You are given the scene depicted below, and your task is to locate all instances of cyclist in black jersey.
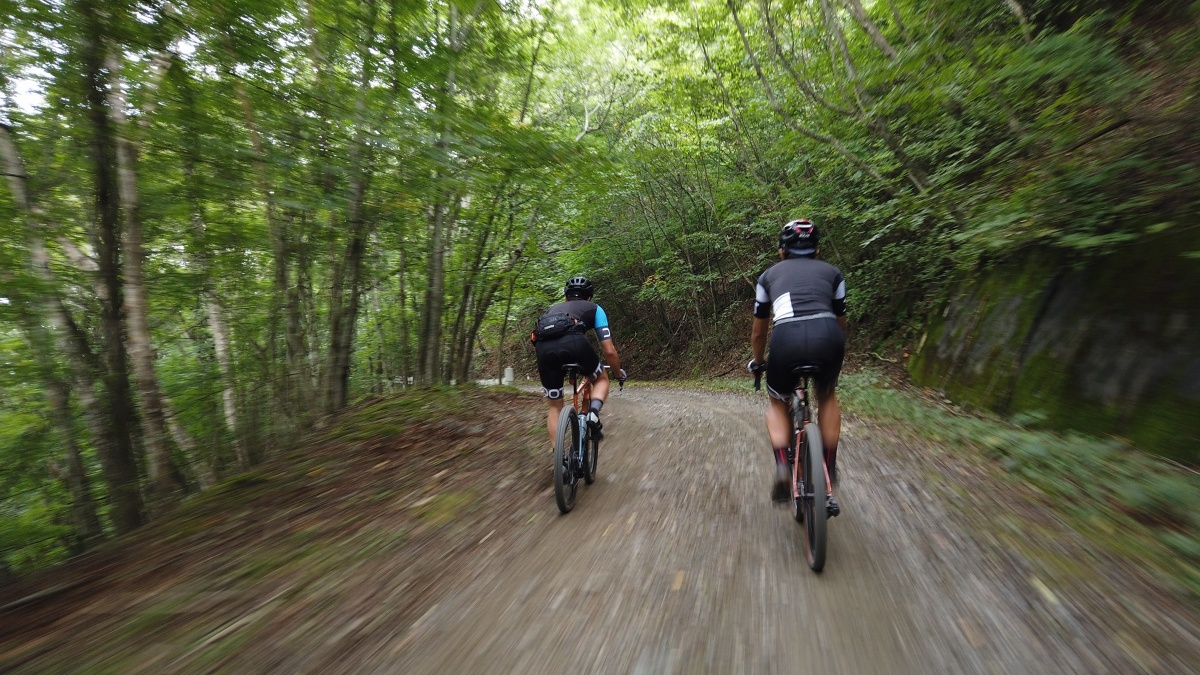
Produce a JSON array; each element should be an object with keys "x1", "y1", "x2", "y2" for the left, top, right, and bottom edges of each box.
[
  {"x1": 747, "y1": 219, "x2": 847, "y2": 506},
  {"x1": 532, "y1": 276, "x2": 627, "y2": 447}
]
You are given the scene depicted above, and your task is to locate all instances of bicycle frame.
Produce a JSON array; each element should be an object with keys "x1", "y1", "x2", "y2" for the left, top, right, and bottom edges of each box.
[
  {"x1": 565, "y1": 366, "x2": 592, "y2": 465},
  {"x1": 568, "y1": 369, "x2": 593, "y2": 414}
]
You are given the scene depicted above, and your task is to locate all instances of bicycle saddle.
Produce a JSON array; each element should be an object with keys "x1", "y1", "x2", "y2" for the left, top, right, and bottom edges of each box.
[
  {"x1": 560, "y1": 363, "x2": 584, "y2": 373},
  {"x1": 791, "y1": 365, "x2": 821, "y2": 375}
]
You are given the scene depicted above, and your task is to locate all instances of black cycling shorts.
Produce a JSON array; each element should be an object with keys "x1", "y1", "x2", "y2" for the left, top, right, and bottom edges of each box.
[
  {"x1": 766, "y1": 317, "x2": 845, "y2": 401},
  {"x1": 535, "y1": 332, "x2": 603, "y2": 399}
]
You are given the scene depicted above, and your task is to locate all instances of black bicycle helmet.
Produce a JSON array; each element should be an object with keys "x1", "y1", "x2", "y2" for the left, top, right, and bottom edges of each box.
[
  {"x1": 778, "y1": 218, "x2": 819, "y2": 255},
  {"x1": 564, "y1": 275, "x2": 594, "y2": 299}
]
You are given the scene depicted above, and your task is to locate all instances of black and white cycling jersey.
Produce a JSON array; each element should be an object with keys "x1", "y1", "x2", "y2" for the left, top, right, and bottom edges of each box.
[{"x1": 753, "y1": 256, "x2": 847, "y2": 323}]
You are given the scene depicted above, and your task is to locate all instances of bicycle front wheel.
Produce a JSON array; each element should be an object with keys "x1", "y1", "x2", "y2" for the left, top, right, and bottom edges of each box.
[
  {"x1": 583, "y1": 426, "x2": 599, "y2": 484},
  {"x1": 801, "y1": 423, "x2": 827, "y2": 572},
  {"x1": 553, "y1": 405, "x2": 579, "y2": 513}
]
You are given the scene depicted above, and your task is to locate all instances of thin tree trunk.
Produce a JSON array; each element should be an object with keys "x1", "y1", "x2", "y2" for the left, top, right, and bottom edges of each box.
[
  {"x1": 369, "y1": 280, "x2": 392, "y2": 393},
  {"x1": 494, "y1": 274, "x2": 517, "y2": 380},
  {"x1": 457, "y1": 204, "x2": 539, "y2": 378},
  {"x1": 164, "y1": 399, "x2": 216, "y2": 489},
  {"x1": 418, "y1": 204, "x2": 452, "y2": 387},
  {"x1": 222, "y1": 31, "x2": 288, "y2": 445},
  {"x1": 397, "y1": 238, "x2": 410, "y2": 388},
  {"x1": 176, "y1": 64, "x2": 248, "y2": 470},
  {"x1": 885, "y1": 0, "x2": 911, "y2": 42},
  {"x1": 1004, "y1": 0, "x2": 1034, "y2": 43},
  {"x1": 1, "y1": 126, "x2": 105, "y2": 544},
  {"x1": 418, "y1": 2, "x2": 484, "y2": 385},
  {"x1": 50, "y1": 379, "x2": 104, "y2": 548},
  {"x1": 288, "y1": 221, "x2": 315, "y2": 419},
  {"x1": 106, "y1": 52, "x2": 184, "y2": 509},
  {"x1": 204, "y1": 296, "x2": 244, "y2": 461}
]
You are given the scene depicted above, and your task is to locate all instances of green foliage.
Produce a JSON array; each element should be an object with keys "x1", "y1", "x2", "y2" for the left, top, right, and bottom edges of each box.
[
  {"x1": 841, "y1": 369, "x2": 1200, "y2": 594},
  {"x1": 0, "y1": 333, "x2": 75, "y2": 573},
  {"x1": 2, "y1": 0, "x2": 1198, "y2": 575}
]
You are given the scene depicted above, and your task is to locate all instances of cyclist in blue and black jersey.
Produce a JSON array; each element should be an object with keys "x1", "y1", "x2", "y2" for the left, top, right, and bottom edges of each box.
[
  {"x1": 747, "y1": 219, "x2": 847, "y2": 509},
  {"x1": 532, "y1": 276, "x2": 627, "y2": 447}
]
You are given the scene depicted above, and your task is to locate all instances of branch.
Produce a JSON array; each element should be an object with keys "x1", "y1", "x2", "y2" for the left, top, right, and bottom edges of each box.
[
  {"x1": 839, "y1": 0, "x2": 898, "y2": 60},
  {"x1": 57, "y1": 237, "x2": 99, "y2": 272},
  {"x1": 1058, "y1": 118, "x2": 1132, "y2": 156},
  {"x1": 575, "y1": 101, "x2": 603, "y2": 142},
  {"x1": 725, "y1": 0, "x2": 887, "y2": 184},
  {"x1": 758, "y1": 0, "x2": 854, "y2": 116},
  {"x1": 0, "y1": 123, "x2": 30, "y2": 210}
]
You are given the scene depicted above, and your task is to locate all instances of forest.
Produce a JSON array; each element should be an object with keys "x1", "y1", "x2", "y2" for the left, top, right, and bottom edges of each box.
[{"x1": 2, "y1": 0, "x2": 1198, "y2": 574}]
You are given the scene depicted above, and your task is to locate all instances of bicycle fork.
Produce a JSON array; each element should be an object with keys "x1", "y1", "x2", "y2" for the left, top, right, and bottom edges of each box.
[{"x1": 791, "y1": 432, "x2": 835, "y2": 500}]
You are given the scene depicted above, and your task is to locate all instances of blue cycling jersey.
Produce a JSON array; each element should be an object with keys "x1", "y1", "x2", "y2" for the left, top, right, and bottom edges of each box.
[{"x1": 547, "y1": 299, "x2": 613, "y2": 341}]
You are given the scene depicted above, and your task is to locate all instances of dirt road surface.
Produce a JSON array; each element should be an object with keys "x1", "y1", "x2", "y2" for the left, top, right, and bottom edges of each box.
[
  {"x1": 383, "y1": 386, "x2": 1129, "y2": 674},
  {"x1": 6, "y1": 386, "x2": 1197, "y2": 673}
]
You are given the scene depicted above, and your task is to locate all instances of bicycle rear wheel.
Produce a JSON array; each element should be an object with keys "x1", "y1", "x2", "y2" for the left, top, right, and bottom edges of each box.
[
  {"x1": 801, "y1": 422, "x2": 827, "y2": 571},
  {"x1": 553, "y1": 405, "x2": 579, "y2": 513}
]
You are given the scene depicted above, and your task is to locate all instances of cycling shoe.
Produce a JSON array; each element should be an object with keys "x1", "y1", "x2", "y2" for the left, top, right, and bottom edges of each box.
[
  {"x1": 586, "y1": 411, "x2": 604, "y2": 440},
  {"x1": 771, "y1": 462, "x2": 790, "y2": 502},
  {"x1": 826, "y1": 495, "x2": 840, "y2": 518}
]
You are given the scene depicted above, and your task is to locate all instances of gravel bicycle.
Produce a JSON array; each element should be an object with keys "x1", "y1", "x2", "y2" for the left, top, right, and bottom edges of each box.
[
  {"x1": 553, "y1": 363, "x2": 600, "y2": 513},
  {"x1": 755, "y1": 363, "x2": 834, "y2": 571}
]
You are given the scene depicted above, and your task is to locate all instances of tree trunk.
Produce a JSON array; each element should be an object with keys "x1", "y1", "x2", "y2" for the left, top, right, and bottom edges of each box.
[
  {"x1": 78, "y1": 0, "x2": 145, "y2": 532},
  {"x1": 369, "y1": 282, "x2": 392, "y2": 393},
  {"x1": 418, "y1": 2, "x2": 483, "y2": 386},
  {"x1": 418, "y1": 195, "x2": 451, "y2": 385},
  {"x1": 164, "y1": 399, "x2": 216, "y2": 489},
  {"x1": 52, "y1": 383, "x2": 104, "y2": 548},
  {"x1": 324, "y1": 0, "x2": 378, "y2": 410},
  {"x1": 494, "y1": 274, "x2": 517, "y2": 380},
  {"x1": 106, "y1": 52, "x2": 184, "y2": 509},
  {"x1": 819, "y1": 0, "x2": 938, "y2": 195}
]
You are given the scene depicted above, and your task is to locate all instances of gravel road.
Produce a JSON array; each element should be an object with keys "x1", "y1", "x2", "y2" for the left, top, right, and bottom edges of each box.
[{"x1": 383, "y1": 386, "x2": 1073, "y2": 674}]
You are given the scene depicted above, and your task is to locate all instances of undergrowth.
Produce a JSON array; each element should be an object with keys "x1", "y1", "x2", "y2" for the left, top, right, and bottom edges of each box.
[{"x1": 840, "y1": 370, "x2": 1200, "y2": 597}]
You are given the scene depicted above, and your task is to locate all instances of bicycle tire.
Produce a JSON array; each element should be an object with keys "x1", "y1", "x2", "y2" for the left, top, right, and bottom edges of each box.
[
  {"x1": 791, "y1": 441, "x2": 804, "y2": 524},
  {"x1": 791, "y1": 407, "x2": 805, "y2": 524},
  {"x1": 553, "y1": 405, "x2": 579, "y2": 513},
  {"x1": 802, "y1": 422, "x2": 827, "y2": 571},
  {"x1": 583, "y1": 429, "x2": 599, "y2": 484}
]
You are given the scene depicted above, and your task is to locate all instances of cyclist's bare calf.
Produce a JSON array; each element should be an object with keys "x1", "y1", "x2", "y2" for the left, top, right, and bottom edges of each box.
[
  {"x1": 763, "y1": 390, "x2": 840, "y2": 460},
  {"x1": 815, "y1": 389, "x2": 840, "y2": 467},
  {"x1": 545, "y1": 369, "x2": 612, "y2": 445}
]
